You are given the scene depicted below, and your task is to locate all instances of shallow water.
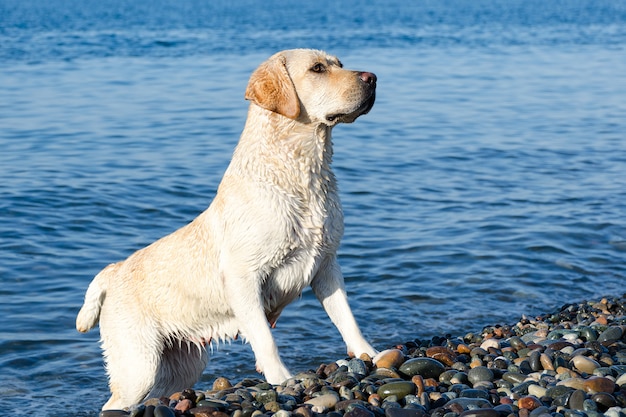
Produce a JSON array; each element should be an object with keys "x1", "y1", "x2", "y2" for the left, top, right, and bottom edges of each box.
[{"x1": 1, "y1": 0, "x2": 626, "y2": 414}]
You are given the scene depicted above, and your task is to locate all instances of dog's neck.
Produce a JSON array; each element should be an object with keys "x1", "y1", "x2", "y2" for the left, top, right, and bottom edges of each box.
[{"x1": 228, "y1": 105, "x2": 337, "y2": 196}]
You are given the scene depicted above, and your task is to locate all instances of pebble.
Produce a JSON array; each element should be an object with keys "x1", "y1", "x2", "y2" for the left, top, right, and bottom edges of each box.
[
  {"x1": 518, "y1": 396, "x2": 543, "y2": 410},
  {"x1": 112, "y1": 295, "x2": 626, "y2": 417},
  {"x1": 304, "y1": 393, "x2": 340, "y2": 410},
  {"x1": 571, "y1": 356, "x2": 600, "y2": 374},
  {"x1": 375, "y1": 349, "x2": 406, "y2": 369},
  {"x1": 467, "y1": 366, "x2": 494, "y2": 385},
  {"x1": 583, "y1": 376, "x2": 616, "y2": 394},
  {"x1": 458, "y1": 410, "x2": 498, "y2": 417},
  {"x1": 597, "y1": 327, "x2": 623, "y2": 343},
  {"x1": 527, "y1": 384, "x2": 547, "y2": 398},
  {"x1": 378, "y1": 381, "x2": 416, "y2": 399},
  {"x1": 399, "y1": 358, "x2": 445, "y2": 379}
]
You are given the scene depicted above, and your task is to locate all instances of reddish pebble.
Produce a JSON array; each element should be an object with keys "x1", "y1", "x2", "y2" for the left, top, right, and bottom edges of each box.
[
  {"x1": 175, "y1": 399, "x2": 193, "y2": 412},
  {"x1": 518, "y1": 396, "x2": 542, "y2": 410},
  {"x1": 457, "y1": 344, "x2": 471, "y2": 354},
  {"x1": 411, "y1": 375, "x2": 425, "y2": 396},
  {"x1": 423, "y1": 378, "x2": 438, "y2": 388},
  {"x1": 583, "y1": 376, "x2": 616, "y2": 394},
  {"x1": 500, "y1": 397, "x2": 513, "y2": 405},
  {"x1": 368, "y1": 393, "x2": 381, "y2": 407},
  {"x1": 374, "y1": 349, "x2": 405, "y2": 369}
]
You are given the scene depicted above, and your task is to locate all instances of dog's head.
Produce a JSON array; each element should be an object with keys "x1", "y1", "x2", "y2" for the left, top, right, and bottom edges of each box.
[{"x1": 245, "y1": 49, "x2": 376, "y2": 126}]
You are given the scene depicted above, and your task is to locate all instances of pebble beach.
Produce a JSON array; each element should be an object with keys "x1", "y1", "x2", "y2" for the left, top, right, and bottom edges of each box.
[{"x1": 100, "y1": 295, "x2": 626, "y2": 417}]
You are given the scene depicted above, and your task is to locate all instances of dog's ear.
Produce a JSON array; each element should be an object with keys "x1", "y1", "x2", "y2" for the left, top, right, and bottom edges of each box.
[{"x1": 245, "y1": 54, "x2": 300, "y2": 120}]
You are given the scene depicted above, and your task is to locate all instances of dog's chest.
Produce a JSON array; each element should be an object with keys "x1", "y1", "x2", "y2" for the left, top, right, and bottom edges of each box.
[{"x1": 262, "y1": 168, "x2": 342, "y2": 301}]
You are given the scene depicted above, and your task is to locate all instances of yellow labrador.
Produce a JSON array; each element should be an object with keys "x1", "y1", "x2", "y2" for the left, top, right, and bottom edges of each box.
[{"x1": 76, "y1": 49, "x2": 377, "y2": 410}]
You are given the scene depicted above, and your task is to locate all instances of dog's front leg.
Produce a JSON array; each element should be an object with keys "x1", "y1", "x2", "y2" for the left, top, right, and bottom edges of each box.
[
  {"x1": 311, "y1": 256, "x2": 376, "y2": 358},
  {"x1": 222, "y1": 271, "x2": 292, "y2": 385}
]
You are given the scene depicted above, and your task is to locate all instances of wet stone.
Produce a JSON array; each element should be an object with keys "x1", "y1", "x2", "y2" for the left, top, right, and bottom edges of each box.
[
  {"x1": 511, "y1": 380, "x2": 536, "y2": 395},
  {"x1": 345, "y1": 405, "x2": 375, "y2": 417},
  {"x1": 349, "y1": 358, "x2": 368, "y2": 375},
  {"x1": 399, "y1": 358, "x2": 446, "y2": 379},
  {"x1": 459, "y1": 389, "x2": 490, "y2": 400},
  {"x1": 540, "y1": 353, "x2": 555, "y2": 371},
  {"x1": 375, "y1": 349, "x2": 406, "y2": 369},
  {"x1": 263, "y1": 401, "x2": 281, "y2": 413},
  {"x1": 509, "y1": 336, "x2": 528, "y2": 351},
  {"x1": 256, "y1": 390, "x2": 277, "y2": 404},
  {"x1": 583, "y1": 376, "x2": 616, "y2": 394},
  {"x1": 467, "y1": 366, "x2": 494, "y2": 385},
  {"x1": 572, "y1": 355, "x2": 600, "y2": 374},
  {"x1": 527, "y1": 384, "x2": 547, "y2": 398},
  {"x1": 526, "y1": 351, "x2": 539, "y2": 372},
  {"x1": 568, "y1": 389, "x2": 587, "y2": 410},
  {"x1": 458, "y1": 409, "x2": 499, "y2": 417},
  {"x1": 385, "y1": 407, "x2": 426, "y2": 417},
  {"x1": 304, "y1": 392, "x2": 340, "y2": 409},
  {"x1": 597, "y1": 326, "x2": 623, "y2": 343},
  {"x1": 502, "y1": 372, "x2": 526, "y2": 384},
  {"x1": 196, "y1": 399, "x2": 229, "y2": 410},
  {"x1": 592, "y1": 392, "x2": 617, "y2": 410},
  {"x1": 518, "y1": 396, "x2": 542, "y2": 410},
  {"x1": 445, "y1": 397, "x2": 493, "y2": 410},
  {"x1": 546, "y1": 385, "x2": 574, "y2": 399},
  {"x1": 213, "y1": 377, "x2": 233, "y2": 391},
  {"x1": 583, "y1": 398, "x2": 598, "y2": 412},
  {"x1": 580, "y1": 327, "x2": 599, "y2": 342},
  {"x1": 378, "y1": 381, "x2": 416, "y2": 399},
  {"x1": 336, "y1": 399, "x2": 370, "y2": 412}
]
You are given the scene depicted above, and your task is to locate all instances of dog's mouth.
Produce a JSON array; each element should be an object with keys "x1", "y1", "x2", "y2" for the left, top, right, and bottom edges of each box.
[{"x1": 326, "y1": 90, "x2": 376, "y2": 124}]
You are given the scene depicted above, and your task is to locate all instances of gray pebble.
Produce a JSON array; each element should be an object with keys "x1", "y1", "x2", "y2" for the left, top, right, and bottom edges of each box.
[
  {"x1": 459, "y1": 389, "x2": 489, "y2": 399},
  {"x1": 546, "y1": 385, "x2": 574, "y2": 399},
  {"x1": 348, "y1": 358, "x2": 368, "y2": 375},
  {"x1": 502, "y1": 371, "x2": 526, "y2": 384},
  {"x1": 445, "y1": 398, "x2": 493, "y2": 410},
  {"x1": 568, "y1": 389, "x2": 586, "y2": 410},
  {"x1": 508, "y1": 336, "x2": 527, "y2": 351},
  {"x1": 597, "y1": 326, "x2": 623, "y2": 343},
  {"x1": 467, "y1": 366, "x2": 494, "y2": 385}
]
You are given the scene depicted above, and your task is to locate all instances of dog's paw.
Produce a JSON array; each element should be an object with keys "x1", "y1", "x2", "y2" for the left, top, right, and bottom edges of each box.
[
  {"x1": 347, "y1": 342, "x2": 377, "y2": 359},
  {"x1": 262, "y1": 365, "x2": 293, "y2": 385}
]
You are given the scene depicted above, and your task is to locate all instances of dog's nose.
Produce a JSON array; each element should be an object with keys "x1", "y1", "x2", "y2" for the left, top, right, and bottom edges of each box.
[{"x1": 359, "y1": 72, "x2": 377, "y2": 85}]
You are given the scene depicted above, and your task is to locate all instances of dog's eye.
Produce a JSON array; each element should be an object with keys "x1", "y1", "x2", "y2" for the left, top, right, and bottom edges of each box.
[{"x1": 310, "y1": 63, "x2": 326, "y2": 73}]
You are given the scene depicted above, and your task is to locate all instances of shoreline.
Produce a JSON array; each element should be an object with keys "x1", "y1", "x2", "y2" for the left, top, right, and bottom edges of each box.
[{"x1": 102, "y1": 295, "x2": 626, "y2": 417}]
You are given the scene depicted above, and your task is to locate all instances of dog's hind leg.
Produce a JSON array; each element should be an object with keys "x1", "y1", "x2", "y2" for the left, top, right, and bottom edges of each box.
[{"x1": 100, "y1": 333, "x2": 162, "y2": 410}]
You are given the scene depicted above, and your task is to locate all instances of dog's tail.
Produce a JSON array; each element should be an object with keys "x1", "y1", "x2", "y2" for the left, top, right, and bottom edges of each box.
[{"x1": 76, "y1": 263, "x2": 117, "y2": 333}]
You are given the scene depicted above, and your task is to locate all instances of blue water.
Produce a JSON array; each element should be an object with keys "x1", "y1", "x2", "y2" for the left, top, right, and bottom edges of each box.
[{"x1": 1, "y1": 0, "x2": 626, "y2": 414}]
